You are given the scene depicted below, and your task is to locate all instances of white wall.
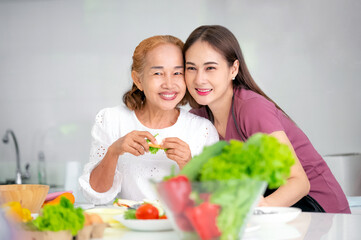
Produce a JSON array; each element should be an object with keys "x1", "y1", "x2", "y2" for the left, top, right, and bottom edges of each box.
[{"x1": 0, "y1": 0, "x2": 360, "y2": 185}]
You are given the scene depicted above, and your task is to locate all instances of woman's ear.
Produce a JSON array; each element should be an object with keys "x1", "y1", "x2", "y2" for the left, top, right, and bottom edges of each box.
[
  {"x1": 131, "y1": 71, "x2": 143, "y2": 91},
  {"x1": 231, "y1": 60, "x2": 239, "y2": 78}
]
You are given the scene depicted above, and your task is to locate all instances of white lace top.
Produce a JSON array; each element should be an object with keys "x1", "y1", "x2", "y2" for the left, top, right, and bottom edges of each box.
[{"x1": 79, "y1": 105, "x2": 219, "y2": 204}]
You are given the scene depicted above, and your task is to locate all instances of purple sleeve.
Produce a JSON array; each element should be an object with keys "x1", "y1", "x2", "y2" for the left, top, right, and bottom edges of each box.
[{"x1": 238, "y1": 97, "x2": 284, "y2": 137}]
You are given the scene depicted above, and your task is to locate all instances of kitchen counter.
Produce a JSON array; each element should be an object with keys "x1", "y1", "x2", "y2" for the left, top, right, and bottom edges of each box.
[
  {"x1": 100, "y1": 212, "x2": 361, "y2": 240},
  {"x1": 244, "y1": 212, "x2": 360, "y2": 240}
]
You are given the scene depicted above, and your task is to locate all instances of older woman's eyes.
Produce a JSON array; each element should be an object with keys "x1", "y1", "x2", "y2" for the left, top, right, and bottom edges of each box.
[
  {"x1": 154, "y1": 72, "x2": 162, "y2": 75},
  {"x1": 174, "y1": 72, "x2": 183, "y2": 75}
]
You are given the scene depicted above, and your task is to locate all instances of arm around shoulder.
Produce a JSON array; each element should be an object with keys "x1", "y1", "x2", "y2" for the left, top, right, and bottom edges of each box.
[{"x1": 261, "y1": 131, "x2": 310, "y2": 207}]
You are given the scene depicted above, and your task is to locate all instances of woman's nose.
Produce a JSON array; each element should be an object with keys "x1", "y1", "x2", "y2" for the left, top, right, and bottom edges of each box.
[
  {"x1": 162, "y1": 74, "x2": 176, "y2": 88},
  {"x1": 194, "y1": 71, "x2": 204, "y2": 85}
]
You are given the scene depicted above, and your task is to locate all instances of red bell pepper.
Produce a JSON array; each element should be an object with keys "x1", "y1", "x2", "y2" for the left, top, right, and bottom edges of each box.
[
  {"x1": 199, "y1": 193, "x2": 211, "y2": 202},
  {"x1": 158, "y1": 175, "x2": 192, "y2": 214},
  {"x1": 185, "y1": 202, "x2": 221, "y2": 240},
  {"x1": 174, "y1": 212, "x2": 194, "y2": 231}
]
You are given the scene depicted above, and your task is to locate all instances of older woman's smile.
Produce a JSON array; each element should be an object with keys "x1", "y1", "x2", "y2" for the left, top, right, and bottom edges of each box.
[{"x1": 159, "y1": 91, "x2": 178, "y2": 100}]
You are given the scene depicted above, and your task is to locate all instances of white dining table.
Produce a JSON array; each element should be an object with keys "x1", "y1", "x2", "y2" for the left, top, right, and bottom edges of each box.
[{"x1": 100, "y1": 211, "x2": 361, "y2": 240}]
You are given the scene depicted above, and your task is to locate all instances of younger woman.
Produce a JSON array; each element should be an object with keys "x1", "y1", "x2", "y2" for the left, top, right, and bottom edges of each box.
[{"x1": 184, "y1": 25, "x2": 350, "y2": 213}]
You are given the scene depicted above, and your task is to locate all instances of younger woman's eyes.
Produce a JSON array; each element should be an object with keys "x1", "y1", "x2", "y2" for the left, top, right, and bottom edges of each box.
[{"x1": 186, "y1": 66, "x2": 216, "y2": 71}]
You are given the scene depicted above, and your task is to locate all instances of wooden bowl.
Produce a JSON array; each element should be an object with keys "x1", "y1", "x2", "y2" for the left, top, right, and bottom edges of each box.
[{"x1": 0, "y1": 184, "x2": 49, "y2": 213}]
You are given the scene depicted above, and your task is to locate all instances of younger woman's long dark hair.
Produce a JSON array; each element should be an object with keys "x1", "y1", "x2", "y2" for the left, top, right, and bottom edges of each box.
[{"x1": 183, "y1": 25, "x2": 289, "y2": 118}]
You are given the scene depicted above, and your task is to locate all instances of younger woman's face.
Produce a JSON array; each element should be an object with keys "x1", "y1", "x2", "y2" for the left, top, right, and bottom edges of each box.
[
  {"x1": 135, "y1": 43, "x2": 186, "y2": 111},
  {"x1": 185, "y1": 40, "x2": 237, "y2": 107}
]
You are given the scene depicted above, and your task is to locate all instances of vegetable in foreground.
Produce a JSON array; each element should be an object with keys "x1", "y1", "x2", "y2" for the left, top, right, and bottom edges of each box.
[
  {"x1": 28, "y1": 197, "x2": 84, "y2": 236},
  {"x1": 157, "y1": 133, "x2": 295, "y2": 240},
  {"x1": 1, "y1": 196, "x2": 108, "y2": 240}
]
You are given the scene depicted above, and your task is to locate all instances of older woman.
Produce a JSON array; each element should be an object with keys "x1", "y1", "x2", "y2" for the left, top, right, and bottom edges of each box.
[{"x1": 79, "y1": 35, "x2": 218, "y2": 204}]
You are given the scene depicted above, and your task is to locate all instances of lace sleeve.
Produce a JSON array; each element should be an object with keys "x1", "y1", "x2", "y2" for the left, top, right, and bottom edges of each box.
[
  {"x1": 190, "y1": 118, "x2": 219, "y2": 157},
  {"x1": 79, "y1": 108, "x2": 122, "y2": 205},
  {"x1": 204, "y1": 121, "x2": 219, "y2": 146}
]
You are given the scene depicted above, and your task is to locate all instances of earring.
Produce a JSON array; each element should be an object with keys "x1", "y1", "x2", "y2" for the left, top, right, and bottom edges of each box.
[{"x1": 232, "y1": 77, "x2": 235, "y2": 81}]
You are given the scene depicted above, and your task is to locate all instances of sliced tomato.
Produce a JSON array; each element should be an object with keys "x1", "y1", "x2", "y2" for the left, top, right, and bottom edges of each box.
[
  {"x1": 159, "y1": 215, "x2": 168, "y2": 219},
  {"x1": 135, "y1": 203, "x2": 159, "y2": 219}
]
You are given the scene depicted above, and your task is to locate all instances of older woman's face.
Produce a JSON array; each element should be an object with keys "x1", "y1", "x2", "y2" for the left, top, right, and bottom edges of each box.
[{"x1": 139, "y1": 43, "x2": 186, "y2": 111}]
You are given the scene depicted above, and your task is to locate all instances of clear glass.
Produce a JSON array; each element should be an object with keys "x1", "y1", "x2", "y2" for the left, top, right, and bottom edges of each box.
[
  {"x1": 0, "y1": 209, "x2": 16, "y2": 240},
  {"x1": 153, "y1": 179, "x2": 267, "y2": 240}
]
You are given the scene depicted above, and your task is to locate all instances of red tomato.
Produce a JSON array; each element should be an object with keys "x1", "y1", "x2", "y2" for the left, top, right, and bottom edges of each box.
[{"x1": 135, "y1": 204, "x2": 159, "y2": 219}]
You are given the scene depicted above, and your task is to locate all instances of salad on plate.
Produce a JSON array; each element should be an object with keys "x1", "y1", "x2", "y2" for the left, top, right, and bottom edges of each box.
[{"x1": 112, "y1": 199, "x2": 172, "y2": 231}]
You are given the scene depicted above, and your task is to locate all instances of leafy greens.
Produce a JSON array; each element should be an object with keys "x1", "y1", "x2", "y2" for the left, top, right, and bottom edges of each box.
[
  {"x1": 179, "y1": 133, "x2": 295, "y2": 240},
  {"x1": 200, "y1": 133, "x2": 294, "y2": 188},
  {"x1": 28, "y1": 197, "x2": 84, "y2": 236}
]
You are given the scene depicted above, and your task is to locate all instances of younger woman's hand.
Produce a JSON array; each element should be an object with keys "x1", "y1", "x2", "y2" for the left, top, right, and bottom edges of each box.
[
  {"x1": 162, "y1": 137, "x2": 192, "y2": 169},
  {"x1": 109, "y1": 130, "x2": 157, "y2": 156}
]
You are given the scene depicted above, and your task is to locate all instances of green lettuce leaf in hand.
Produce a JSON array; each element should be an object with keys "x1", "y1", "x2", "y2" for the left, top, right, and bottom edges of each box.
[
  {"x1": 147, "y1": 133, "x2": 168, "y2": 154},
  {"x1": 146, "y1": 133, "x2": 160, "y2": 154},
  {"x1": 148, "y1": 146, "x2": 160, "y2": 154}
]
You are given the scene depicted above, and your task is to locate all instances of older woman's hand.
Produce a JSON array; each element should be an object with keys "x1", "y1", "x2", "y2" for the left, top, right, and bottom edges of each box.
[
  {"x1": 162, "y1": 137, "x2": 192, "y2": 169},
  {"x1": 109, "y1": 130, "x2": 157, "y2": 156}
]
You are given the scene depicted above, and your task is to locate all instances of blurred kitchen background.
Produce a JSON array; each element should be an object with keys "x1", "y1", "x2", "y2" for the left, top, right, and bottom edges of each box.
[{"x1": 0, "y1": 0, "x2": 360, "y2": 202}]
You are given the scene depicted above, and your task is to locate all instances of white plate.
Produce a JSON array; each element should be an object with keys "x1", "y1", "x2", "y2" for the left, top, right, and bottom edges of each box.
[
  {"x1": 250, "y1": 207, "x2": 301, "y2": 224},
  {"x1": 113, "y1": 215, "x2": 173, "y2": 231}
]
